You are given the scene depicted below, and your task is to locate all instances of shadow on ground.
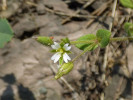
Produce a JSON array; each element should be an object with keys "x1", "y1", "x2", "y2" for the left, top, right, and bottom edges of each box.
[{"x1": 0, "y1": 73, "x2": 36, "y2": 100}]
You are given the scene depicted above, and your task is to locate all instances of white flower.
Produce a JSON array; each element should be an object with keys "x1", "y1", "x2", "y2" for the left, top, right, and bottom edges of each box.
[{"x1": 51, "y1": 42, "x2": 71, "y2": 63}]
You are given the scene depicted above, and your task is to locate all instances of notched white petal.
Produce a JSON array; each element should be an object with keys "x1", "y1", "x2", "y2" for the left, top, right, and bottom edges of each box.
[
  {"x1": 63, "y1": 53, "x2": 71, "y2": 63},
  {"x1": 51, "y1": 45, "x2": 56, "y2": 49},
  {"x1": 51, "y1": 42, "x2": 60, "y2": 49},
  {"x1": 65, "y1": 53, "x2": 71, "y2": 60},
  {"x1": 64, "y1": 43, "x2": 69, "y2": 47},
  {"x1": 54, "y1": 52, "x2": 61, "y2": 63},
  {"x1": 63, "y1": 43, "x2": 71, "y2": 51},
  {"x1": 66, "y1": 46, "x2": 71, "y2": 51},
  {"x1": 51, "y1": 53, "x2": 58, "y2": 60},
  {"x1": 63, "y1": 55, "x2": 68, "y2": 63}
]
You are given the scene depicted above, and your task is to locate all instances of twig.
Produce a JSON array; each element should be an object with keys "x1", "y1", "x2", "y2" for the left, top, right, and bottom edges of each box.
[
  {"x1": 24, "y1": 1, "x2": 132, "y2": 20},
  {"x1": 109, "y1": 0, "x2": 118, "y2": 31},
  {"x1": 113, "y1": 77, "x2": 124, "y2": 100},
  {"x1": 2, "y1": 0, "x2": 7, "y2": 10},
  {"x1": 25, "y1": 1, "x2": 37, "y2": 6},
  {"x1": 61, "y1": 0, "x2": 95, "y2": 24},
  {"x1": 85, "y1": 0, "x2": 112, "y2": 28},
  {"x1": 103, "y1": 0, "x2": 117, "y2": 72},
  {"x1": 44, "y1": 6, "x2": 132, "y2": 20},
  {"x1": 44, "y1": 6, "x2": 97, "y2": 19}
]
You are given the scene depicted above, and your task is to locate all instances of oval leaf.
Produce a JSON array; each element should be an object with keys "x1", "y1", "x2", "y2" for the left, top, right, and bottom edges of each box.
[
  {"x1": 96, "y1": 29, "x2": 111, "y2": 48},
  {"x1": 76, "y1": 34, "x2": 97, "y2": 51},
  {"x1": 0, "y1": 19, "x2": 14, "y2": 48},
  {"x1": 120, "y1": 0, "x2": 133, "y2": 9},
  {"x1": 124, "y1": 22, "x2": 133, "y2": 36}
]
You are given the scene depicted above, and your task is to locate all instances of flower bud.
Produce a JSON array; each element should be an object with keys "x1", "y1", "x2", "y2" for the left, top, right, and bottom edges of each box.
[
  {"x1": 55, "y1": 62, "x2": 74, "y2": 79},
  {"x1": 36, "y1": 36, "x2": 53, "y2": 46}
]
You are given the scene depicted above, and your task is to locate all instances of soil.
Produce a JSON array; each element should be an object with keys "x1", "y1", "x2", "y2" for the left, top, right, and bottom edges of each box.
[{"x1": 0, "y1": 0, "x2": 133, "y2": 100}]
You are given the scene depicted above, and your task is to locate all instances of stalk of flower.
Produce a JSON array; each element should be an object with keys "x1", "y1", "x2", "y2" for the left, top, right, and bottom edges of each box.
[{"x1": 51, "y1": 42, "x2": 71, "y2": 64}]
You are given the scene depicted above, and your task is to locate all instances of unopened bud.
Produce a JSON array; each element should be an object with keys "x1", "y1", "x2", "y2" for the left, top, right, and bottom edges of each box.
[
  {"x1": 55, "y1": 62, "x2": 74, "y2": 79},
  {"x1": 36, "y1": 36, "x2": 53, "y2": 46}
]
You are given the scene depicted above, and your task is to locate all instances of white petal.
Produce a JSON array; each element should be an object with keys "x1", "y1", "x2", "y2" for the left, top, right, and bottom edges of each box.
[
  {"x1": 66, "y1": 54, "x2": 71, "y2": 60},
  {"x1": 66, "y1": 46, "x2": 71, "y2": 51},
  {"x1": 51, "y1": 52, "x2": 58, "y2": 60},
  {"x1": 51, "y1": 42, "x2": 60, "y2": 49},
  {"x1": 63, "y1": 43, "x2": 71, "y2": 51},
  {"x1": 64, "y1": 43, "x2": 69, "y2": 47},
  {"x1": 54, "y1": 52, "x2": 61, "y2": 63},
  {"x1": 63, "y1": 53, "x2": 71, "y2": 63}
]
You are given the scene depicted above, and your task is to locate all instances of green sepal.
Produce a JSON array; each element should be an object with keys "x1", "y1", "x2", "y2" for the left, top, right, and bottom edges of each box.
[
  {"x1": 66, "y1": 51, "x2": 72, "y2": 54},
  {"x1": 60, "y1": 37, "x2": 70, "y2": 47},
  {"x1": 60, "y1": 42, "x2": 65, "y2": 47},
  {"x1": 120, "y1": 0, "x2": 133, "y2": 9},
  {"x1": 55, "y1": 62, "x2": 74, "y2": 79},
  {"x1": 0, "y1": 19, "x2": 14, "y2": 48},
  {"x1": 37, "y1": 36, "x2": 53, "y2": 46},
  {"x1": 76, "y1": 34, "x2": 97, "y2": 51},
  {"x1": 50, "y1": 49, "x2": 57, "y2": 53},
  {"x1": 59, "y1": 57, "x2": 63, "y2": 65},
  {"x1": 124, "y1": 22, "x2": 133, "y2": 36},
  {"x1": 61, "y1": 37, "x2": 70, "y2": 44},
  {"x1": 96, "y1": 29, "x2": 111, "y2": 48}
]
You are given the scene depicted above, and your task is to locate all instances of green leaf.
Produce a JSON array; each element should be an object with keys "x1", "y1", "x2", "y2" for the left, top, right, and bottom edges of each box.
[
  {"x1": 37, "y1": 36, "x2": 53, "y2": 46},
  {"x1": 96, "y1": 29, "x2": 111, "y2": 48},
  {"x1": 0, "y1": 19, "x2": 14, "y2": 48},
  {"x1": 76, "y1": 34, "x2": 97, "y2": 51},
  {"x1": 124, "y1": 22, "x2": 133, "y2": 36},
  {"x1": 120, "y1": 0, "x2": 133, "y2": 9}
]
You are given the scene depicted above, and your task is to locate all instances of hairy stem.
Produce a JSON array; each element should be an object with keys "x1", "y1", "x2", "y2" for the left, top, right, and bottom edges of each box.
[
  {"x1": 110, "y1": 37, "x2": 133, "y2": 41},
  {"x1": 70, "y1": 40, "x2": 95, "y2": 45},
  {"x1": 70, "y1": 37, "x2": 133, "y2": 45},
  {"x1": 72, "y1": 43, "x2": 96, "y2": 62}
]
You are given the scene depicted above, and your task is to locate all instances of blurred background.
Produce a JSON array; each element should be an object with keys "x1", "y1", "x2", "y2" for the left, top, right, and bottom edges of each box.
[{"x1": 0, "y1": 0, "x2": 133, "y2": 100}]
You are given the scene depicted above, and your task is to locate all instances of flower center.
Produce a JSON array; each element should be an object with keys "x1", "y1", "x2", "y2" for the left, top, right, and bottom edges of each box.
[
  {"x1": 59, "y1": 48, "x2": 64, "y2": 53},
  {"x1": 57, "y1": 48, "x2": 65, "y2": 53}
]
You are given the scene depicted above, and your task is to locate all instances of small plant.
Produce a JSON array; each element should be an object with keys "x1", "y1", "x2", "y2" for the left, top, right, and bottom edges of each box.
[
  {"x1": 0, "y1": 18, "x2": 133, "y2": 80},
  {"x1": 36, "y1": 22, "x2": 133, "y2": 79}
]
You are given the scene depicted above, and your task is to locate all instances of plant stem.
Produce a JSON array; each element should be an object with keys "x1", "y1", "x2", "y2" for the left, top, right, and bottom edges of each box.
[
  {"x1": 110, "y1": 37, "x2": 133, "y2": 41},
  {"x1": 70, "y1": 40, "x2": 95, "y2": 45},
  {"x1": 72, "y1": 43, "x2": 96, "y2": 62},
  {"x1": 70, "y1": 37, "x2": 133, "y2": 45}
]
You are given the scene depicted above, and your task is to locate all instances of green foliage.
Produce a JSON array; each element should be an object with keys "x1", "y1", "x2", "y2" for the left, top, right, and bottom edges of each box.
[
  {"x1": 37, "y1": 36, "x2": 53, "y2": 46},
  {"x1": 61, "y1": 37, "x2": 70, "y2": 44},
  {"x1": 120, "y1": 0, "x2": 133, "y2": 9},
  {"x1": 60, "y1": 37, "x2": 70, "y2": 47},
  {"x1": 96, "y1": 29, "x2": 111, "y2": 48},
  {"x1": 76, "y1": 34, "x2": 98, "y2": 51},
  {"x1": 55, "y1": 62, "x2": 74, "y2": 79},
  {"x1": 0, "y1": 19, "x2": 14, "y2": 48},
  {"x1": 124, "y1": 22, "x2": 133, "y2": 36}
]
